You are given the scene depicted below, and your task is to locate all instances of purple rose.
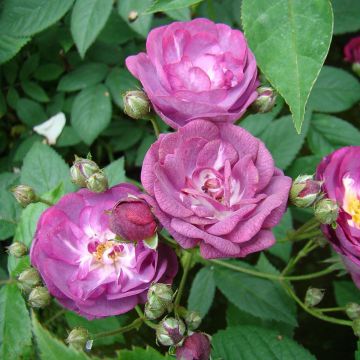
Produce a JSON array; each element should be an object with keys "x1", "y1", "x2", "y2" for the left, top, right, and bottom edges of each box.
[
  {"x1": 316, "y1": 146, "x2": 360, "y2": 288},
  {"x1": 141, "y1": 120, "x2": 291, "y2": 259},
  {"x1": 30, "y1": 184, "x2": 178, "y2": 319},
  {"x1": 176, "y1": 333, "x2": 211, "y2": 360},
  {"x1": 126, "y1": 18, "x2": 258, "y2": 129},
  {"x1": 344, "y1": 36, "x2": 360, "y2": 63}
]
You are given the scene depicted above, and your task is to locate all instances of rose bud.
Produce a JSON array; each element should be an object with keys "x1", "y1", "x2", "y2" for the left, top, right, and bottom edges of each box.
[
  {"x1": 344, "y1": 36, "x2": 360, "y2": 77},
  {"x1": 7, "y1": 242, "x2": 27, "y2": 258},
  {"x1": 128, "y1": 10, "x2": 138, "y2": 22},
  {"x1": 251, "y1": 86, "x2": 277, "y2": 113},
  {"x1": 18, "y1": 268, "x2": 41, "y2": 293},
  {"x1": 70, "y1": 156, "x2": 100, "y2": 187},
  {"x1": 314, "y1": 198, "x2": 339, "y2": 225},
  {"x1": 176, "y1": 333, "x2": 211, "y2": 360},
  {"x1": 305, "y1": 287, "x2": 325, "y2": 307},
  {"x1": 66, "y1": 327, "x2": 89, "y2": 349},
  {"x1": 290, "y1": 175, "x2": 322, "y2": 208},
  {"x1": 123, "y1": 90, "x2": 151, "y2": 120},
  {"x1": 353, "y1": 318, "x2": 360, "y2": 337},
  {"x1": 85, "y1": 171, "x2": 108, "y2": 193},
  {"x1": 156, "y1": 317, "x2": 186, "y2": 346},
  {"x1": 185, "y1": 311, "x2": 202, "y2": 331},
  {"x1": 28, "y1": 286, "x2": 51, "y2": 308},
  {"x1": 110, "y1": 197, "x2": 157, "y2": 242},
  {"x1": 11, "y1": 185, "x2": 37, "y2": 207},
  {"x1": 145, "y1": 302, "x2": 166, "y2": 320},
  {"x1": 346, "y1": 303, "x2": 360, "y2": 320},
  {"x1": 148, "y1": 283, "x2": 174, "y2": 305}
]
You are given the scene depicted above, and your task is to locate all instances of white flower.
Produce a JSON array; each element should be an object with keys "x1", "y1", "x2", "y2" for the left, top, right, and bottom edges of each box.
[{"x1": 33, "y1": 112, "x2": 66, "y2": 145}]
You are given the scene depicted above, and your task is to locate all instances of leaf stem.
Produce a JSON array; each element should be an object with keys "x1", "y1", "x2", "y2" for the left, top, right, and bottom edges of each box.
[
  {"x1": 44, "y1": 309, "x2": 67, "y2": 325},
  {"x1": 282, "y1": 282, "x2": 352, "y2": 327},
  {"x1": 174, "y1": 251, "x2": 193, "y2": 310}
]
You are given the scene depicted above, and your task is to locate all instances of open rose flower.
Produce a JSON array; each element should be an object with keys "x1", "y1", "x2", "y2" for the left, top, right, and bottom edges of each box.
[
  {"x1": 126, "y1": 18, "x2": 258, "y2": 129},
  {"x1": 141, "y1": 120, "x2": 291, "y2": 259},
  {"x1": 316, "y1": 146, "x2": 360, "y2": 288},
  {"x1": 30, "y1": 184, "x2": 178, "y2": 319}
]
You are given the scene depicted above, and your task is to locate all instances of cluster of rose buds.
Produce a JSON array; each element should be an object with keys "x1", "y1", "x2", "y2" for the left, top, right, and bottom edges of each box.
[
  {"x1": 70, "y1": 155, "x2": 108, "y2": 192},
  {"x1": 290, "y1": 175, "x2": 339, "y2": 226}
]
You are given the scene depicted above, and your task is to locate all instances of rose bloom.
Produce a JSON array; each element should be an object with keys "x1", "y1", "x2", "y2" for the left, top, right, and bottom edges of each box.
[
  {"x1": 30, "y1": 184, "x2": 178, "y2": 319},
  {"x1": 344, "y1": 36, "x2": 360, "y2": 63},
  {"x1": 316, "y1": 146, "x2": 360, "y2": 288},
  {"x1": 126, "y1": 18, "x2": 258, "y2": 129},
  {"x1": 142, "y1": 120, "x2": 291, "y2": 259}
]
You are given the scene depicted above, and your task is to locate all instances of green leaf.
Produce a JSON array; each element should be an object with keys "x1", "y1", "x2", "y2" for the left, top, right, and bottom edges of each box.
[
  {"x1": 164, "y1": 7, "x2": 191, "y2": 21},
  {"x1": 19, "y1": 54, "x2": 39, "y2": 80},
  {"x1": 57, "y1": 63, "x2": 108, "y2": 92},
  {"x1": 214, "y1": 264, "x2": 297, "y2": 326},
  {"x1": 0, "y1": 284, "x2": 32, "y2": 360},
  {"x1": 105, "y1": 67, "x2": 140, "y2": 108},
  {"x1": 144, "y1": 0, "x2": 204, "y2": 14},
  {"x1": 16, "y1": 98, "x2": 47, "y2": 127},
  {"x1": 332, "y1": 0, "x2": 360, "y2": 34},
  {"x1": 308, "y1": 66, "x2": 360, "y2": 113},
  {"x1": 0, "y1": 0, "x2": 74, "y2": 37},
  {"x1": 20, "y1": 142, "x2": 74, "y2": 194},
  {"x1": 65, "y1": 311, "x2": 128, "y2": 346},
  {"x1": 21, "y1": 81, "x2": 49, "y2": 103},
  {"x1": 71, "y1": 84, "x2": 112, "y2": 144},
  {"x1": 56, "y1": 126, "x2": 81, "y2": 147},
  {"x1": 307, "y1": 114, "x2": 360, "y2": 157},
  {"x1": 242, "y1": 0, "x2": 333, "y2": 132},
  {"x1": 334, "y1": 281, "x2": 360, "y2": 307},
  {"x1": 32, "y1": 312, "x2": 90, "y2": 360},
  {"x1": 260, "y1": 115, "x2": 309, "y2": 170},
  {"x1": 286, "y1": 155, "x2": 323, "y2": 179},
  {"x1": 0, "y1": 92, "x2": 6, "y2": 118},
  {"x1": 104, "y1": 157, "x2": 126, "y2": 187},
  {"x1": 118, "y1": 346, "x2": 169, "y2": 360},
  {"x1": 268, "y1": 210, "x2": 293, "y2": 262},
  {"x1": 34, "y1": 64, "x2": 64, "y2": 82},
  {"x1": 0, "y1": 35, "x2": 30, "y2": 65},
  {"x1": 212, "y1": 326, "x2": 315, "y2": 360},
  {"x1": 188, "y1": 267, "x2": 216, "y2": 318},
  {"x1": 71, "y1": 0, "x2": 113, "y2": 58},
  {"x1": 135, "y1": 134, "x2": 156, "y2": 167},
  {"x1": 118, "y1": 0, "x2": 154, "y2": 38}
]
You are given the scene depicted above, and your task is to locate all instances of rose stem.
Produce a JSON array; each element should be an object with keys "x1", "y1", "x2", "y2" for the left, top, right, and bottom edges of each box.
[
  {"x1": 93, "y1": 317, "x2": 143, "y2": 339},
  {"x1": 135, "y1": 305, "x2": 158, "y2": 329},
  {"x1": 174, "y1": 251, "x2": 193, "y2": 310}
]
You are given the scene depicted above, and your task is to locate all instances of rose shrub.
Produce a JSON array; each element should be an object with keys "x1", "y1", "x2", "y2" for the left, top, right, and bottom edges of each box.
[
  {"x1": 141, "y1": 119, "x2": 291, "y2": 259},
  {"x1": 126, "y1": 18, "x2": 258, "y2": 129},
  {"x1": 317, "y1": 146, "x2": 360, "y2": 288},
  {"x1": 30, "y1": 184, "x2": 178, "y2": 319}
]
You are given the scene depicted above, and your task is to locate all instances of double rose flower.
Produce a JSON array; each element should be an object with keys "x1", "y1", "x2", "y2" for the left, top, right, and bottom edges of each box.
[{"x1": 31, "y1": 19, "x2": 292, "y2": 319}]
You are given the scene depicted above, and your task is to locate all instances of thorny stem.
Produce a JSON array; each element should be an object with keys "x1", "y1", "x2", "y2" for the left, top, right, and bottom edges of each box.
[
  {"x1": 135, "y1": 305, "x2": 158, "y2": 330},
  {"x1": 147, "y1": 115, "x2": 160, "y2": 138},
  {"x1": 174, "y1": 251, "x2": 193, "y2": 310},
  {"x1": 281, "y1": 217, "x2": 321, "y2": 242},
  {"x1": 93, "y1": 318, "x2": 143, "y2": 339},
  {"x1": 317, "y1": 307, "x2": 346, "y2": 313},
  {"x1": 282, "y1": 282, "x2": 352, "y2": 327},
  {"x1": 44, "y1": 309, "x2": 67, "y2": 325}
]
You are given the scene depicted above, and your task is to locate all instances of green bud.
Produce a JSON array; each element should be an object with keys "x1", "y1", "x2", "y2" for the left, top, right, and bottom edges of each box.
[
  {"x1": 66, "y1": 327, "x2": 89, "y2": 349},
  {"x1": 145, "y1": 301, "x2": 166, "y2": 320},
  {"x1": 353, "y1": 318, "x2": 360, "y2": 337},
  {"x1": 314, "y1": 198, "x2": 339, "y2": 225},
  {"x1": 85, "y1": 171, "x2": 108, "y2": 193},
  {"x1": 346, "y1": 303, "x2": 360, "y2": 320},
  {"x1": 305, "y1": 287, "x2": 325, "y2": 307},
  {"x1": 11, "y1": 185, "x2": 37, "y2": 207},
  {"x1": 147, "y1": 283, "x2": 174, "y2": 306},
  {"x1": 156, "y1": 317, "x2": 186, "y2": 346},
  {"x1": 251, "y1": 86, "x2": 277, "y2": 113},
  {"x1": 352, "y1": 63, "x2": 360, "y2": 77},
  {"x1": 128, "y1": 10, "x2": 138, "y2": 22},
  {"x1": 18, "y1": 268, "x2": 41, "y2": 293},
  {"x1": 290, "y1": 175, "x2": 322, "y2": 208},
  {"x1": 123, "y1": 90, "x2": 151, "y2": 120},
  {"x1": 28, "y1": 286, "x2": 51, "y2": 308},
  {"x1": 7, "y1": 242, "x2": 27, "y2": 258},
  {"x1": 70, "y1": 156, "x2": 100, "y2": 187},
  {"x1": 185, "y1": 310, "x2": 202, "y2": 331}
]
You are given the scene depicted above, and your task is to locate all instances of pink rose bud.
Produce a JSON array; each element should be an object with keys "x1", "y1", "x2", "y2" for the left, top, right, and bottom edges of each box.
[
  {"x1": 66, "y1": 327, "x2": 89, "y2": 349},
  {"x1": 110, "y1": 197, "x2": 157, "y2": 242},
  {"x1": 305, "y1": 287, "x2": 325, "y2": 307},
  {"x1": 251, "y1": 86, "x2": 277, "y2": 113},
  {"x1": 290, "y1": 175, "x2": 322, "y2": 208},
  {"x1": 314, "y1": 198, "x2": 339, "y2": 225},
  {"x1": 156, "y1": 317, "x2": 186, "y2": 346},
  {"x1": 70, "y1": 155, "x2": 100, "y2": 187},
  {"x1": 7, "y1": 242, "x2": 27, "y2": 258},
  {"x1": 344, "y1": 37, "x2": 360, "y2": 77},
  {"x1": 123, "y1": 90, "x2": 150, "y2": 120},
  {"x1": 176, "y1": 333, "x2": 211, "y2": 360},
  {"x1": 18, "y1": 268, "x2": 41, "y2": 293},
  {"x1": 11, "y1": 185, "x2": 37, "y2": 207},
  {"x1": 28, "y1": 286, "x2": 51, "y2": 308}
]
